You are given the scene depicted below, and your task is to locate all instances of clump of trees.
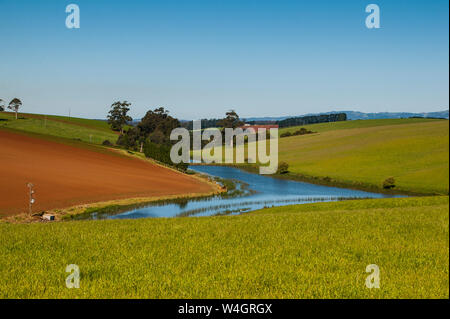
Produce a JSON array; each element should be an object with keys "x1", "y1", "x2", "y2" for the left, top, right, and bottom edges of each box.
[
  {"x1": 107, "y1": 101, "x2": 132, "y2": 134},
  {"x1": 117, "y1": 107, "x2": 180, "y2": 150},
  {"x1": 143, "y1": 140, "x2": 188, "y2": 171},
  {"x1": 383, "y1": 177, "x2": 396, "y2": 189},
  {"x1": 116, "y1": 107, "x2": 187, "y2": 170},
  {"x1": 0, "y1": 99, "x2": 4, "y2": 112},
  {"x1": 280, "y1": 127, "x2": 314, "y2": 138}
]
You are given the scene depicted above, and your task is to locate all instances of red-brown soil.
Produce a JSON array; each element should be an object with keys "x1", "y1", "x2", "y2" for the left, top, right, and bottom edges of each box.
[{"x1": 0, "y1": 130, "x2": 214, "y2": 216}]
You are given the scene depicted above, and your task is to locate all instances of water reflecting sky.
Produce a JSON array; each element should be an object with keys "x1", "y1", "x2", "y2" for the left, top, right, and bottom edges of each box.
[{"x1": 107, "y1": 166, "x2": 399, "y2": 220}]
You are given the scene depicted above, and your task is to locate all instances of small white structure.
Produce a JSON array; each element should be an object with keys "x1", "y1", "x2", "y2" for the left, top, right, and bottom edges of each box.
[{"x1": 42, "y1": 214, "x2": 55, "y2": 221}]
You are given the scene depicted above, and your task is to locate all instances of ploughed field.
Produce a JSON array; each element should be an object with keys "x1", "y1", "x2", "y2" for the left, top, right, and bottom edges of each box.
[{"x1": 0, "y1": 129, "x2": 214, "y2": 216}]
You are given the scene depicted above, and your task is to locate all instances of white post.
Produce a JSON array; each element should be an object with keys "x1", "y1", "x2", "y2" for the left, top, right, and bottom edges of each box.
[{"x1": 27, "y1": 182, "x2": 34, "y2": 215}]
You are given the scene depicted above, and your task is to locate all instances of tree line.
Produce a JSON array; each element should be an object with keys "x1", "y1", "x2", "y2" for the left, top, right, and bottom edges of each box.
[
  {"x1": 180, "y1": 112, "x2": 347, "y2": 130},
  {"x1": 276, "y1": 113, "x2": 347, "y2": 128}
]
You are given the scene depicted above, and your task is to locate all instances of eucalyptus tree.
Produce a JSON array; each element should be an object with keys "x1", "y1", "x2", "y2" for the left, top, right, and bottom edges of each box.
[
  {"x1": 107, "y1": 101, "x2": 132, "y2": 134},
  {"x1": 8, "y1": 98, "x2": 22, "y2": 119}
]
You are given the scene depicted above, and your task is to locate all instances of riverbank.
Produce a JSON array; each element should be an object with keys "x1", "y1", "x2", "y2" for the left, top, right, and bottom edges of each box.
[{"x1": 191, "y1": 163, "x2": 432, "y2": 197}]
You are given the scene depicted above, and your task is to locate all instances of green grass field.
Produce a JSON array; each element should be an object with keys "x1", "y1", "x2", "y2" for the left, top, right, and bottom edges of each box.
[
  {"x1": 277, "y1": 120, "x2": 449, "y2": 195},
  {"x1": 0, "y1": 112, "x2": 119, "y2": 145},
  {"x1": 0, "y1": 196, "x2": 448, "y2": 298},
  {"x1": 278, "y1": 118, "x2": 444, "y2": 134}
]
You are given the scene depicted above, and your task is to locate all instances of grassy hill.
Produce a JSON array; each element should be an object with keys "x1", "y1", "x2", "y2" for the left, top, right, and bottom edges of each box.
[
  {"x1": 278, "y1": 118, "x2": 444, "y2": 134},
  {"x1": 0, "y1": 112, "x2": 119, "y2": 145},
  {"x1": 1, "y1": 196, "x2": 447, "y2": 298},
  {"x1": 277, "y1": 119, "x2": 448, "y2": 195}
]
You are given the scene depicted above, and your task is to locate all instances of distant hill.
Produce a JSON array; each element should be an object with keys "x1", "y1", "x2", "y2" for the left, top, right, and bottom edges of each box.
[{"x1": 243, "y1": 110, "x2": 449, "y2": 122}]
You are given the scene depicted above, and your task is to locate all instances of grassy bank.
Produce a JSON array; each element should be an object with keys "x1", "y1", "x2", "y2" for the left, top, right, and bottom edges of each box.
[
  {"x1": 278, "y1": 120, "x2": 448, "y2": 195},
  {"x1": 0, "y1": 196, "x2": 448, "y2": 298}
]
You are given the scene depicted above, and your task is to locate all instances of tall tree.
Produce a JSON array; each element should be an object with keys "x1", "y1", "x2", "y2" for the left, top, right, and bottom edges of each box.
[
  {"x1": 218, "y1": 110, "x2": 243, "y2": 129},
  {"x1": 0, "y1": 99, "x2": 4, "y2": 112},
  {"x1": 107, "y1": 101, "x2": 132, "y2": 134},
  {"x1": 137, "y1": 107, "x2": 180, "y2": 142},
  {"x1": 8, "y1": 98, "x2": 22, "y2": 119}
]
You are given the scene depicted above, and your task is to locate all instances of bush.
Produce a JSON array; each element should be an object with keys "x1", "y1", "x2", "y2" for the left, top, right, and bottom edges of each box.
[
  {"x1": 277, "y1": 161, "x2": 289, "y2": 174},
  {"x1": 294, "y1": 128, "x2": 313, "y2": 135},
  {"x1": 102, "y1": 140, "x2": 113, "y2": 146},
  {"x1": 143, "y1": 140, "x2": 189, "y2": 172},
  {"x1": 280, "y1": 128, "x2": 314, "y2": 138},
  {"x1": 383, "y1": 177, "x2": 396, "y2": 189}
]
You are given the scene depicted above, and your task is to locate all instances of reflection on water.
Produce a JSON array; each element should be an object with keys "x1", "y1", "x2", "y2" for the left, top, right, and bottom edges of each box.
[{"x1": 97, "y1": 165, "x2": 399, "y2": 220}]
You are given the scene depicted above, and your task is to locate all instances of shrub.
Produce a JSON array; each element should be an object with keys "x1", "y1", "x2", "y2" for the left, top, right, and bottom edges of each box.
[
  {"x1": 277, "y1": 161, "x2": 289, "y2": 174},
  {"x1": 143, "y1": 140, "x2": 188, "y2": 172},
  {"x1": 280, "y1": 128, "x2": 314, "y2": 138},
  {"x1": 102, "y1": 140, "x2": 113, "y2": 146},
  {"x1": 383, "y1": 177, "x2": 396, "y2": 189}
]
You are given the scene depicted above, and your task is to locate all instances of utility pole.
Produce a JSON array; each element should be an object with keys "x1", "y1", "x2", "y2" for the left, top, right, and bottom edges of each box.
[{"x1": 27, "y1": 182, "x2": 35, "y2": 215}]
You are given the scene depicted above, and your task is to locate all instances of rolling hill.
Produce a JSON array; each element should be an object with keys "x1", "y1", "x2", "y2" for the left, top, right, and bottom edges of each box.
[{"x1": 0, "y1": 111, "x2": 119, "y2": 145}]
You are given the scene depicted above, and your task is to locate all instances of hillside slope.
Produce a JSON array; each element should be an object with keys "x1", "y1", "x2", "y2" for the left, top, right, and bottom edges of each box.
[
  {"x1": 278, "y1": 120, "x2": 449, "y2": 194},
  {"x1": 0, "y1": 129, "x2": 215, "y2": 216},
  {"x1": 0, "y1": 112, "x2": 119, "y2": 145}
]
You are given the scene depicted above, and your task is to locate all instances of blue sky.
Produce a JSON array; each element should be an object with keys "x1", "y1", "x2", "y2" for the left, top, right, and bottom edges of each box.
[{"x1": 0, "y1": 0, "x2": 448, "y2": 119}]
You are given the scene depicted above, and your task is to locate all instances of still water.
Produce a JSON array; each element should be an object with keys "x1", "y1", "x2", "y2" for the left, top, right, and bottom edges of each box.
[{"x1": 97, "y1": 166, "x2": 398, "y2": 220}]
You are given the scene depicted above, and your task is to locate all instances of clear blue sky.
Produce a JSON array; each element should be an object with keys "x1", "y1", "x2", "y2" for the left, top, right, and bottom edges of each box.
[{"x1": 0, "y1": 0, "x2": 448, "y2": 120}]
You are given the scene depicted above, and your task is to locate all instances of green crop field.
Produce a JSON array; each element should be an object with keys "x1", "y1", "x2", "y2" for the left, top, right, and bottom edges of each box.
[
  {"x1": 277, "y1": 120, "x2": 449, "y2": 195},
  {"x1": 0, "y1": 196, "x2": 448, "y2": 298},
  {"x1": 0, "y1": 112, "x2": 119, "y2": 145}
]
